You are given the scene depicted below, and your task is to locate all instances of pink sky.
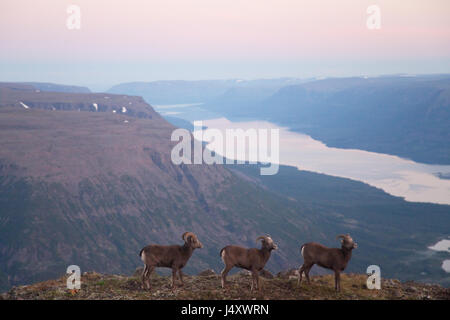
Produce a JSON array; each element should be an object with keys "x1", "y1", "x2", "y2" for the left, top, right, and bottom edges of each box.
[
  {"x1": 1, "y1": 0, "x2": 449, "y2": 60},
  {"x1": 1, "y1": 0, "x2": 449, "y2": 85}
]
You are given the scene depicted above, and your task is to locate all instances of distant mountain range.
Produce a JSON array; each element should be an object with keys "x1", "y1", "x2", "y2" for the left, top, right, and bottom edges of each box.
[
  {"x1": 0, "y1": 82, "x2": 448, "y2": 292},
  {"x1": 242, "y1": 75, "x2": 450, "y2": 165},
  {"x1": 107, "y1": 78, "x2": 308, "y2": 105},
  {"x1": 109, "y1": 75, "x2": 450, "y2": 164}
]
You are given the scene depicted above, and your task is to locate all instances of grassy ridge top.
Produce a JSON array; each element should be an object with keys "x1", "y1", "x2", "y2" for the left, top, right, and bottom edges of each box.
[{"x1": 2, "y1": 270, "x2": 449, "y2": 300}]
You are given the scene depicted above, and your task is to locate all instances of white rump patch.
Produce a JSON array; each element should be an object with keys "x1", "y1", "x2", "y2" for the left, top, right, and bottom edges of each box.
[
  {"x1": 112, "y1": 110, "x2": 117, "y2": 113},
  {"x1": 121, "y1": 107, "x2": 127, "y2": 113},
  {"x1": 221, "y1": 249, "x2": 226, "y2": 262},
  {"x1": 92, "y1": 103, "x2": 98, "y2": 111},
  {"x1": 301, "y1": 246, "x2": 304, "y2": 257},
  {"x1": 141, "y1": 251, "x2": 146, "y2": 262}
]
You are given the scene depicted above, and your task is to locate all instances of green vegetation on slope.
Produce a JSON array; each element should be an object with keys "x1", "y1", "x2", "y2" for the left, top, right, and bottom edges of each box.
[{"x1": 229, "y1": 164, "x2": 450, "y2": 287}]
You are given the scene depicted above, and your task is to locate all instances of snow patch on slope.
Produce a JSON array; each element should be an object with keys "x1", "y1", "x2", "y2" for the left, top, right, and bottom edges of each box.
[{"x1": 19, "y1": 101, "x2": 30, "y2": 109}]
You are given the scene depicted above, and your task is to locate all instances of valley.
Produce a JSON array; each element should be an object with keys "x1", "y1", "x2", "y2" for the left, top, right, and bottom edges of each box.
[
  {"x1": 201, "y1": 75, "x2": 450, "y2": 165},
  {"x1": 0, "y1": 81, "x2": 449, "y2": 293}
]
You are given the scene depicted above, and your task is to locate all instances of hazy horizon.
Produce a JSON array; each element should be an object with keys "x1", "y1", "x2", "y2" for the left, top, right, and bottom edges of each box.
[{"x1": 3, "y1": 72, "x2": 450, "y2": 93}]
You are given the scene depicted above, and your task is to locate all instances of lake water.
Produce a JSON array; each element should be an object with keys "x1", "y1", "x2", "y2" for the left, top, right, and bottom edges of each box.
[{"x1": 155, "y1": 103, "x2": 450, "y2": 206}]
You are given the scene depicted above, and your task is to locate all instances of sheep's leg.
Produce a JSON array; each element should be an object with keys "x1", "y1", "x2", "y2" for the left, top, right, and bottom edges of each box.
[
  {"x1": 334, "y1": 271, "x2": 341, "y2": 292},
  {"x1": 171, "y1": 268, "x2": 178, "y2": 289},
  {"x1": 250, "y1": 269, "x2": 259, "y2": 291},
  {"x1": 221, "y1": 265, "x2": 232, "y2": 289},
  {"x1": 141, "y1": 265, "x2": 148, "y2": 289},
  {"x1": 304, "y1": 264, "x2": 312, "y2": 284},
  {"x1": 144, "y1": 266, "x2": 154, "y2": 290},
  {"x1": 178, "y1": 269, "x2": 184, "y2": 287},
  {"x1": 298, "y1": 264, "x2": 305, "y2": 285},
  {"x1": 255, "y1": 272, "x2": 261, "y2": 291},
  {"x1": 250, "y1": 272, "x2": 255, "y2": 291}
]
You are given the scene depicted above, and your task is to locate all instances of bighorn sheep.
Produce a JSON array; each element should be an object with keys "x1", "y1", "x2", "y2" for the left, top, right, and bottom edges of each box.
[
  {"x1": 139, "y1": 232, "x2": 203, "y2": 290},
  {"x1": 220, "y1": 235, "x2": 278, "y2": 291},
  {"x1": 298, "y1": 234, "x2": 357, "y2": 292}
]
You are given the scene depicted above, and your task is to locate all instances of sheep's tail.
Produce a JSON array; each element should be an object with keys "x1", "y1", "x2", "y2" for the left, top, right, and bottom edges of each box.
[{"x1": 139, "y1": 248, "x2": 147, "y2": 263}]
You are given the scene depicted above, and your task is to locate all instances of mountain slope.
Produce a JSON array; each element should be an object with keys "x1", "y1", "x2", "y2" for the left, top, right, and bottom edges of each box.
[
  {"x1": 107, "y1": 80, "x2": 235, "y2": 104},
  {"x1": 0, "y1": 94, "x2": 318, "y2": 290},
  {"x1": 106, "y1": 75, "x2": 450, "y2": 164},
  {"x1": 230, "y1": 165, "x2": 450, "y2": 287},
  {"x1": 107, "y1": 78, "x2": 306, "y2": 105},
  {"x1": 22, "y1": 82, "x2": 91, "y2": 93},
  {"x1": 0, "y1": 83, "x2": 156, "y2": 118},
  {"x1": 2, "y1": 271, "x2": 449, "y2": 300},
  {"x1": 0, "y1": 85, "x2": 448, "y2": 292},
  {"x1": 209, "y1": 75, "x2": 450, "y2": 164}
]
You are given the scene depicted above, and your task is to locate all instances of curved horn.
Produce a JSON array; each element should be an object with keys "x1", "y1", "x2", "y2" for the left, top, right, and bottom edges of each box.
[
  {"x1": 336, "y1": 234, "x2": 347, "y2": 240},
  {"x1": 256, "y1": 236, "x2": 266, "y2": 243},
  {"x1": 182, "y1": 232, "x2": 195, "y2": 241}
]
